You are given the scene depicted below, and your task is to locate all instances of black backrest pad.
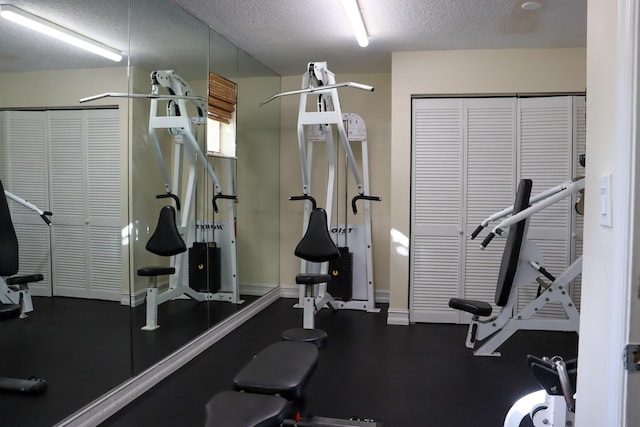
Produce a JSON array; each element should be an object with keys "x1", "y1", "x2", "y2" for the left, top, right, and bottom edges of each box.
[
  {"x1": 494, "y1": 179, "x2": 533, "y2": 306},
  {"x1": 0, "y1": 180, "x2": 19, "y2": 276},
  {"x1": 294, "y1": 208, "x2": 340, "y2": 262},
  {"x1": 146, "y1": 206, "x2": 187, "y2": 257}
]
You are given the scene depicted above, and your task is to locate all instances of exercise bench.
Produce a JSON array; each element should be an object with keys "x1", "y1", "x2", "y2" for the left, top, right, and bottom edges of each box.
[
  {"x1": 449, "y1": 179, "x2": 580, "y2": 356},
  {"x1": 205, "y1": 340, "x2": 382, "y2": 427}
]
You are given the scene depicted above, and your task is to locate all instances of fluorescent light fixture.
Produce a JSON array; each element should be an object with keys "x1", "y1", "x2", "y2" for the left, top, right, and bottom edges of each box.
[
  {"x1": 0, "y1": 4, "x2": 122, "y2": 62},
  {"x1": 341, "y1": 0, "x2": 368, "y2": 47}
]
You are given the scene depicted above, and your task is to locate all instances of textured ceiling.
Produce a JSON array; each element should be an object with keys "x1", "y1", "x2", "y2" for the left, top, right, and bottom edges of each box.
[
  {"x1": 0, "y1": 0, "x2": 587, "y2": 76},
  {"x1": 175, "y1": 0, "x2": 587, "y2": 75}
]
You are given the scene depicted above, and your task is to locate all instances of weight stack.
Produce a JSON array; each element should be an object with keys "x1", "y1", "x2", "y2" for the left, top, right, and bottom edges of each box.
[
  {"x1": 327, "y1": 247, "x2": 353, "y2": 300},
  {"x1": 188, "y1": 242, "x2": 221, "y2": 293}
]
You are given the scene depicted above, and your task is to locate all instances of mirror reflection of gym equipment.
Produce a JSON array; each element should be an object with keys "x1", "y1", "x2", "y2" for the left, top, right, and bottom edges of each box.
[{"x1": 82, "y1": 69, "x2": 242, "y2": 331}]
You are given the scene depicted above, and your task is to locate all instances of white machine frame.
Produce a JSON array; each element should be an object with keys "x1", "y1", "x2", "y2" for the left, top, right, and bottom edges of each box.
[
  {"x1": 503, "y1": 356, "x2": 576, "y2": 427},
  {"x1": 262, "y1": 63, "x2": 380, "y2": 329},
  {"x1": 0, "y1": 190, "x2": 51, "y2": 317},
  {"x1": 463, "y1": 177, "x2": 584, "y2": 356},
  {"x1": 81, "y1": 70, "x2": 241, "y2": 331}
]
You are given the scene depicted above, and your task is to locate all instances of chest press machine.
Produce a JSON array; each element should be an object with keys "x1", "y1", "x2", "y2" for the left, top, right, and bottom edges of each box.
[
  {"x1": 449, "y1": 177, "x2": 584, "y2": 356},
  {"x1": 81, "y1": 70, "x2": 240, "y2": 331},
  {"x1": 261, "y1": 62, "x2": 381, "y2": 346},
  {"x1": 0, "y1": 179, "x2": 48, "y2": 394}
]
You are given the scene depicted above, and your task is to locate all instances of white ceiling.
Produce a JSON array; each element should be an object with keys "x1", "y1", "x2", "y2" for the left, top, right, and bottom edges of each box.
[
  {"x1": 175, "y1": 0, "x2": 587, "y2": 75},
  {"x1": 0, "y1": 0, "x2": 587, "y2": 76}
]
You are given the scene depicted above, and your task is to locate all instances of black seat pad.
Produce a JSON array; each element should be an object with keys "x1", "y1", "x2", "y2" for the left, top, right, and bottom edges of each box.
[
  {"x1": 0, "y1": 179, "x2": 19, "y2": 277},
  {"x1": 295, "y1": 208, "x2": 340, "y2": 262},
  {"x1": 448, "y1": 298, "x2": 492, "y2": 317},
  {"x1": 233, "y1": 341, "x2": 318, "y2": 401},
  {"x1": 146, "y1": 206, "x2": 186, "y2": 256},
  {"x1": 205, "y1": 391, "x2": 288, "y2": 427}
]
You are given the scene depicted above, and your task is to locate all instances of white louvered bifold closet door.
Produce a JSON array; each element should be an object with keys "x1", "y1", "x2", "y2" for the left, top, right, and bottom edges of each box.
[
  {"x1": 410, "y1": 96, "x2": 584, "y2": 323},
  {"x1": 0, "y1": 111, "x2": 52, "y2": 296},
  {"x1": 49, "y1": 110, "x2": 121, "y2": 300},
  {"x1": 517, "y1": 97, "x2": 573, "y2": 317},
  {"x1": 410, "y1": 98, "x2": 463, "y2": 323},
  {"x1": 462, "y1": 98, "x2": 517, "y2": 318}
]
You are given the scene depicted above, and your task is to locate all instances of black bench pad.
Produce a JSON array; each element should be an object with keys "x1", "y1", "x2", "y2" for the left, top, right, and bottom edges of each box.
[
  {"x1": 449, "y1": 298, "x2": 492, "y2": 317},
  {"x1": 205, "y1": 390, "x2": 288, "y2": 427},
  {"x1": 5, "y1": 274, "x2": 43, "y2": 286},
  {"x1": 295, "y1": 273, "x2": 331, "y2": 285},
  {"x1": 233, "y1": 341, "x2": 318, "y2": 401}
]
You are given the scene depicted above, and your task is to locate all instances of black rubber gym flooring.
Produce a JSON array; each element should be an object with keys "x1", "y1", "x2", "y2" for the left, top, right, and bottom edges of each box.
[
  {"x1": 0, "y1": 295, "x2": 257, "y2": 427},
  {"x1": 102, "y1": 298, "x2": 578, "y2": 427}
]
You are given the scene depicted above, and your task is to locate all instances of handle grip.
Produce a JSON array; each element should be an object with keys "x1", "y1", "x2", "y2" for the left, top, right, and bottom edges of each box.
[
  {"x1": 470, "y1": 225, "x2": 485, "y2": 240},
  {"x1": 156, "y1": 193, "x2": 181, "y2": 211},
  {"x1": 480, "y1": 232, "x2": 495, "y2": 249},
  {"x1": 40, "y1": 212, "x2": 52, "y2": 226},
  {"x1": 351, "y1": 195, "x2": 381, "y2": 214},
  {"x1": 212, "y1": 194, "x2": 237, "y2": 213},
  {"x1": 552, "y1": 356, "x2": 576, "y2": 413},
  {"x1": 289, "y1": 195, "x2": 317, "y2": 210}
]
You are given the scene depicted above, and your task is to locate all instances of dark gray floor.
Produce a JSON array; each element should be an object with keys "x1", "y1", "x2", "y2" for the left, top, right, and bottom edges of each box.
[{"x1": 102, "y1": 298, "x2": 578, "y2": 427}]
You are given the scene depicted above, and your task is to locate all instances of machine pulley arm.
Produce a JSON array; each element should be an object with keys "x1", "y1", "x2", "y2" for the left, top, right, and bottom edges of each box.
[
  {"x1": 4, "y1": 190, "x2": 52, "y2": 225},
  {"x1": 258, "y1": 81, "x2": 374, "y2": 107},
  {"x1": 475, "y1": 177, "x2": 585, "y2": 248}
]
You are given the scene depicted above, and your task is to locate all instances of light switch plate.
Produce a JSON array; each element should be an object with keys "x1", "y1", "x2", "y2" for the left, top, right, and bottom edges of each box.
[{"x1": 599, "y1": 174, "x2": 613, "y2": 227}]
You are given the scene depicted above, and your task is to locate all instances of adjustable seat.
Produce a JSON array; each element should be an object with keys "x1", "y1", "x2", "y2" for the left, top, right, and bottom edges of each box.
[
  {"x1": 281, "y1": 207, "x2": 341, "y2": 349},
  {"x1": 137, "y1": 205, "x2": 187, "y2": 330}
]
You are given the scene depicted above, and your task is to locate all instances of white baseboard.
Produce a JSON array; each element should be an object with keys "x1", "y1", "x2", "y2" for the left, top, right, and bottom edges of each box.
[
  {"x1": 239, "y1": 283, "x2": 278, "y2": 297},
  {"x1": 387, "y1": 308, "x2": 410, "y2": 325}
]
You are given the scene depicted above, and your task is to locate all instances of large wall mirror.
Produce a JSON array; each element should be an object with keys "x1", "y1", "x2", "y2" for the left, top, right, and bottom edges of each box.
[{"x1": 0, "y1": 0, "x2": 280, "y2": 425}]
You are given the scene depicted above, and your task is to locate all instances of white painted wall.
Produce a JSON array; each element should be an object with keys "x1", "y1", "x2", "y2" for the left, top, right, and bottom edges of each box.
[{"x1": 575, "y1": 0, "x2": 635, "y2": 425}]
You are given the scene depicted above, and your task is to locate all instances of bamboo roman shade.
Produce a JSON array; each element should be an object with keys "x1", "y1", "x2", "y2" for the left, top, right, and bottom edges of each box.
[{"x1": 208, "y1": 72, "x2": 237, "y2": 124}]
